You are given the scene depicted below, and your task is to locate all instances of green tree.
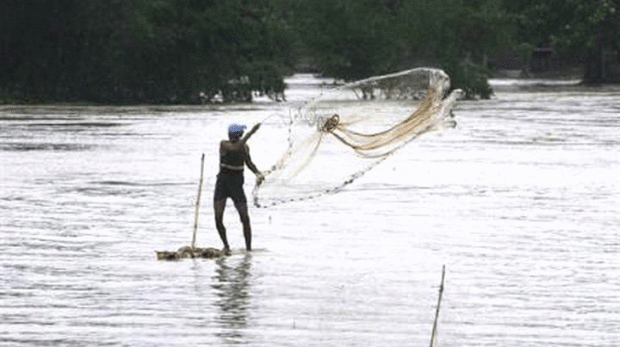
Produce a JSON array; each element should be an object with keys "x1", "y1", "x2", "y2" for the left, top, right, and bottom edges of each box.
[
  {"x1": 291, "y1": 0, "x2": 509, "y2": 98},
  {"x1": 443, "y1": 0, "x2": 511, "y2": 98},
  {"x1": 1, "y1": 0, "x2": 296, "y2": 104},
  {"x1": 553, "y1": 0, "x2": 620, "y2": 83},
  {"x1": 398, "y1": 0, "x2": 510, "y2": 98},
  {"x1": 293, "y1": 0, "x2": 400, "y2": 82},
  {"x1": 507, "y1": 0, "x2": 620, "y2": 83},
  {"x1": 109, "y1": 0, "x2": 295, "y2": 103}
]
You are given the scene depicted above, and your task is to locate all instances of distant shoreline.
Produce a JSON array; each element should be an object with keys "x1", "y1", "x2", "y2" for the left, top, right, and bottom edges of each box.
[
  {"x1": 492, "y1": 67, "x2": 584, "y2": 80},
  {"x1": 2, "y1": 68, "x2": 615, "y2": 106}
]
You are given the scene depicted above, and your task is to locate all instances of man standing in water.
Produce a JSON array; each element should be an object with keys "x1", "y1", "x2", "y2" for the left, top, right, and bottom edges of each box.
[{"x1": 214, "y1": 123, "x2": 264, "y2": 254}]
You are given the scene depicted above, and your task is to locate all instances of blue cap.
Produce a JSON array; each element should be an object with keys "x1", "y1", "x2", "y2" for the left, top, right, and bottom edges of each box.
[{"x1": 228, "y1": 123, "x2": 246, "y2": 133}]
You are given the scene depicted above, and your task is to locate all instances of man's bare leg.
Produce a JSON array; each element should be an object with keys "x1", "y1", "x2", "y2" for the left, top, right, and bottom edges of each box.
[
  {"x1": 234, "y1": 200, "x2": 252, "y2": 251},
  {"x1": 214, "y1": 198, "x2": 230, "y2": 253}
]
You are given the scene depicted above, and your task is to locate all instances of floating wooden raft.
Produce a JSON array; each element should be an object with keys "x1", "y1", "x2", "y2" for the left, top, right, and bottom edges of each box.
[{"x1": 156, "y1": 246, "x2": 226, "y2": 261}]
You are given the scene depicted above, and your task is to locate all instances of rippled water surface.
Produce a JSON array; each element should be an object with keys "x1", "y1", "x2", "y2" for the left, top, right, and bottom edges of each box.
[{"x1": 1, "y1": 76, "x2": 619, "y2": 346}]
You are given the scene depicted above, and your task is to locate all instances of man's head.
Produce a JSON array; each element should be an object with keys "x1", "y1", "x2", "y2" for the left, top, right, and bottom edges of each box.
[{"x1": 228, "y1": 123, "x2": 246, "y2": 141}]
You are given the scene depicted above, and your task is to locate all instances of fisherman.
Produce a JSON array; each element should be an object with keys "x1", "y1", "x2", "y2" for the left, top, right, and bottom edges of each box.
[{"x1": 214, "y1": 123, "x2": 264, "y2": 254}]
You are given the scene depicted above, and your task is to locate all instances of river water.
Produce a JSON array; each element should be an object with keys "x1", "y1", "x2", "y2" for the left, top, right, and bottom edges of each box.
[{"x1": 1, "y1": 75, "x2": 619, "y2": 346}]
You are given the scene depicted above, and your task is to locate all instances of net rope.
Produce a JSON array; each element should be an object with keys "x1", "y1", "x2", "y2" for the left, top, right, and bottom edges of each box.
[{"x1": 253, "y1": 67, "x2": 463, "y2": 207}]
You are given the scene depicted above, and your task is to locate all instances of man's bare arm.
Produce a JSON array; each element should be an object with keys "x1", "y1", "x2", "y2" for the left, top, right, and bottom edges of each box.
[
  {"x1": 244, "y1": 144, "x2": 259, "y2": 174},
  {"x1": 241, "y1": 123, "x2": 261, "y2": 143},
  {"x1": 244, "y1": 145, "x2": 264, "y2": 184}
]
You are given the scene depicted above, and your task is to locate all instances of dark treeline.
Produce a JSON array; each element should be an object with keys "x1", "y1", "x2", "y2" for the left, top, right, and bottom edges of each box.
[
  {"x1": 1, "y1": 0, "x2": 295, "y2": 104},
  {"x1": 1, "y1": 0, "x2": 619, "y2": 104}
]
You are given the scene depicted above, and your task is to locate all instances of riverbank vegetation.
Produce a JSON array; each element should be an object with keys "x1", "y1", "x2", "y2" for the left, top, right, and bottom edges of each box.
[{"x1": 1, "y1": 0, "x2": 618, "y2": 104}]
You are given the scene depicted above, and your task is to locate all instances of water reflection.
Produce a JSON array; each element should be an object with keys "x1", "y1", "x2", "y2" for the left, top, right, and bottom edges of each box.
[{"x1": 212, "y1": 253, "x2": 253, "y2": 344}]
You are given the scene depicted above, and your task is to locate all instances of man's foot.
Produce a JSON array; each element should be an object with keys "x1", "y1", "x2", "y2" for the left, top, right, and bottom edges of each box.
[{"x1": 222, "y1": 246, "x2": 231, "y2": 256}]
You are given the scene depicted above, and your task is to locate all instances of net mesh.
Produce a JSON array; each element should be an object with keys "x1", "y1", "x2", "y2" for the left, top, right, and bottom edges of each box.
[{"x1": 253, "y1": 67, "x2": 463, "y2": 207}]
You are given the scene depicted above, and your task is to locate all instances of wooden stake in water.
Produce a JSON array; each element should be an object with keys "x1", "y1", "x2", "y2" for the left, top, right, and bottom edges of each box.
[
  {"x1": 191, "y1": 153, "x2": 205, "y2": 250},
  {"x1": 430, "y1": 265, "x2": 446, "y2": 347}
]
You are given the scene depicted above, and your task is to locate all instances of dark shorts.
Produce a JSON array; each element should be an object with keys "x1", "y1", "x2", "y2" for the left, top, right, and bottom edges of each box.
[{"x1": 213, "y1": 170, "x2": 246, "y2": 203}]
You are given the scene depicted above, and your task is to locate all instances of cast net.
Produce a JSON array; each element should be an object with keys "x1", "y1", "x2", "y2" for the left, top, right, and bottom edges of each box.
[{"x1": 252, "y1": 67, "x2": 463, "y2": 207}]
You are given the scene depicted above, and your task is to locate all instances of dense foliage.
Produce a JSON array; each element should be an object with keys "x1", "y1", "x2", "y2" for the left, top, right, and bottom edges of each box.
[
  {"x1": 0, "y1": 0, "x2": 295, "y2": 103},
  {"x1": 505, "y1": 0, "x2": 620, "y2": 83},
  {"x1": 292, "y1": 0, "x2": 400, "y2": 81},
  {"x1": 1, "y1": 0, "x2": 618, "y2": 103},
  {"x1": 290, "y1": 0, "x2": 507, "y2": 99}
]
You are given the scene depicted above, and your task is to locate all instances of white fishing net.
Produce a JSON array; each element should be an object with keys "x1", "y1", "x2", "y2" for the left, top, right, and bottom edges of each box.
[{"x1": 253, "y1": 67, "x2": 463, "y2": 207}]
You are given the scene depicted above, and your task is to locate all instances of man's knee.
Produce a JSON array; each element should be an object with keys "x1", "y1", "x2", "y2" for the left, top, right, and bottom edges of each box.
[
  {"x1": 237, "y1": 208, "x2": 250, "y2": 222},
  {"x1": 239, "y1": 214, "x2": 250, "y2": 226},
  {"x1": 234, "y1": 202, "x2": 250, "y2": 221}
]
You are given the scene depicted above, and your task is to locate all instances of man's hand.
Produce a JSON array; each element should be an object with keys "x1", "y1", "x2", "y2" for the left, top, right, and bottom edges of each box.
[{"x1": 256, "y1": 172, "x2": 265, "y2": 185}]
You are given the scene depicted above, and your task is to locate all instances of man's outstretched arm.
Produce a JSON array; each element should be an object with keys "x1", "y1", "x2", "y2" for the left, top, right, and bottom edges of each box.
[{"x1": 241, "y1": 123, "x2": 261, "y2": 143}]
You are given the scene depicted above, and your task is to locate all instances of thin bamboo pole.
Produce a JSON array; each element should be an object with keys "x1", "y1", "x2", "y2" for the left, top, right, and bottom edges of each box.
[
  {"x1": 430, "y1": 265, "x2": 446, "y2": 347},
  {"x1": 191, "y1": 153, "x2": 205, "y2": 250}
]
